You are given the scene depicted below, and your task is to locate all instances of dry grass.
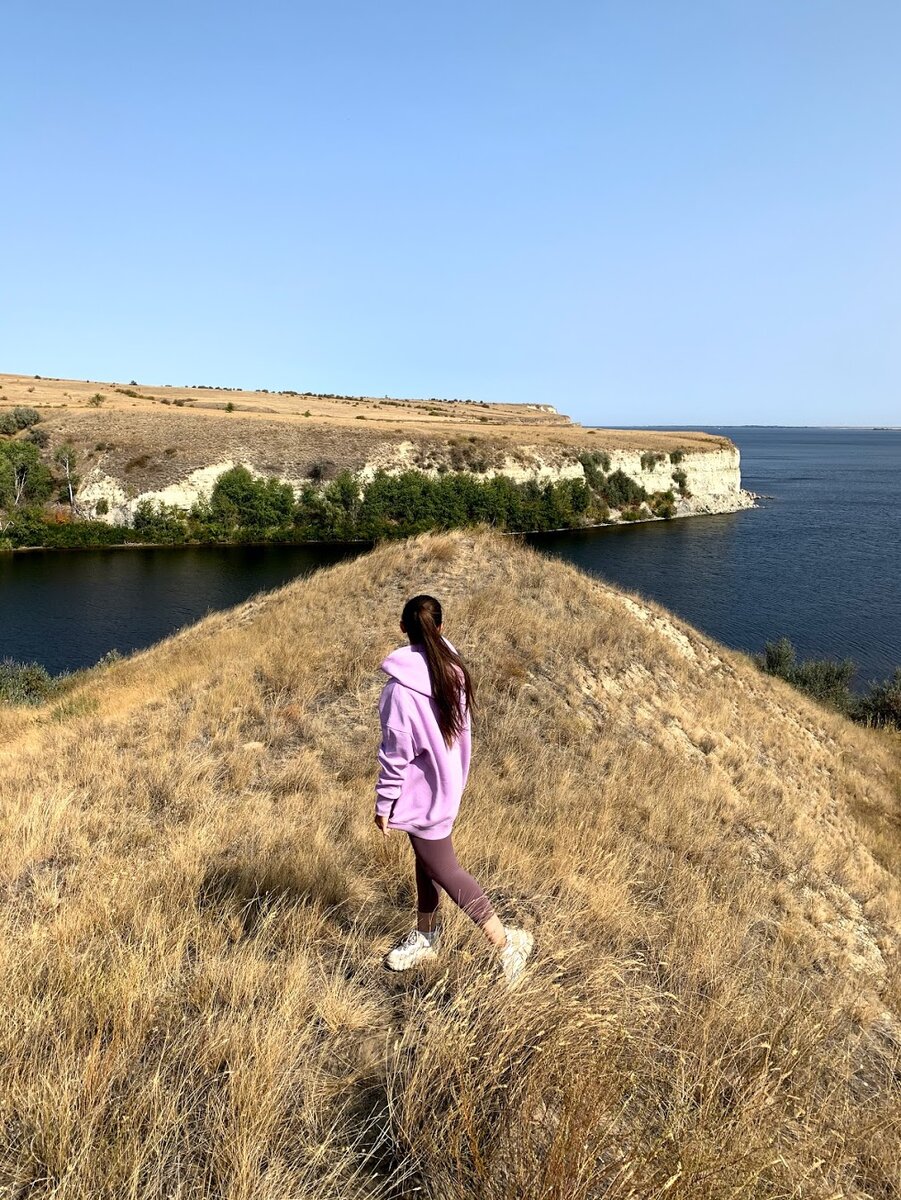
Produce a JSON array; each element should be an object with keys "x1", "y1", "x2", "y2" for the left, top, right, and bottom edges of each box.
[
  {"x1": 0, "y1": 373, "x2": 728, "y2": 493},
  {"x1": 1, "y1": 529, "x2": 899, "y2": 1199}
]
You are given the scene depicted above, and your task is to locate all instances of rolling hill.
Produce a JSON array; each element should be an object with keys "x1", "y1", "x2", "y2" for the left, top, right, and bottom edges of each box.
[{"x1": 1, "y1": 529, "x2": 898, "y2": 1198}]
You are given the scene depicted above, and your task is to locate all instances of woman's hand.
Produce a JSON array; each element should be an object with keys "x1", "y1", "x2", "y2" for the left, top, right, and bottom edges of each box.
[{"x1": 374, "y1": 814, "x2": 390, "y2": 837}]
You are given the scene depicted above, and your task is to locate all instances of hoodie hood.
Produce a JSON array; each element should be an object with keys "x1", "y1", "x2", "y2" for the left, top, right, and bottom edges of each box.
[{"x1": 379, "y1": 639, "x2": 458, "y2": 698}]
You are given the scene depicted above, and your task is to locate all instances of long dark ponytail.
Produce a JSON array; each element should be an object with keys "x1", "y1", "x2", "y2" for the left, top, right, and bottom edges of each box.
[{"x1": 401, "y1": 594, "x2": 475, "y2": 747}]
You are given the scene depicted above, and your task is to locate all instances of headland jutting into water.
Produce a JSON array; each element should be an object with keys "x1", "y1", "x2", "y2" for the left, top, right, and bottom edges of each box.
[{"x1": 0, "y1": 372, "x2": 753, "y2": 549}]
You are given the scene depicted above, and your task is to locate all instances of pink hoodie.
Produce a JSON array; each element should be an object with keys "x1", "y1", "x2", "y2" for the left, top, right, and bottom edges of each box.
[{"x1": 374, "y1": 639, "x2": 471, "y2": 840}]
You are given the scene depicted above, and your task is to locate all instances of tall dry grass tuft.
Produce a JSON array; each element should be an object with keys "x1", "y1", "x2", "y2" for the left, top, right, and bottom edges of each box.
[{"x1": 1, "y1": 528, "x2": 899, "y2": 1198}]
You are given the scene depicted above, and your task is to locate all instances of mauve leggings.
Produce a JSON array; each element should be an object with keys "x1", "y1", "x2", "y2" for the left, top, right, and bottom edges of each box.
[{"x1": 408, "y1": 833, "x2": 495, "y2": 926}]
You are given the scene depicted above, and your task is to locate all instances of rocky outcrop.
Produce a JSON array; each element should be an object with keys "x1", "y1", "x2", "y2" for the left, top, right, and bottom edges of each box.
[
  {"x1": 604, "y1": 446, "x2": 755, "y2": 517},
  {"x1": 76, "y1": 441, "x2": 754, "y2": 526}
]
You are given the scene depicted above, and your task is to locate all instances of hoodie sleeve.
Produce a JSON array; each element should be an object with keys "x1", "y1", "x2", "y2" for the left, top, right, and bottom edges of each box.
[{"x1": 375, "y1": 680, "x2": 416, "y2": 817}]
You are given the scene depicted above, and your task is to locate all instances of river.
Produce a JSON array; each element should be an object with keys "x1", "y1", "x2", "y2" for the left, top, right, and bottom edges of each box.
[{"x1": 1, "y1": 428, "x2": 898, "y2": 686}]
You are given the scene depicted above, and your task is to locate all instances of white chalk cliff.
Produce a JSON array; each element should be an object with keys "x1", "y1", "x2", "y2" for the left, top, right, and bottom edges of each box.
[{"x1": 77, "y1": 443, "x2": 754, "y2": 528}]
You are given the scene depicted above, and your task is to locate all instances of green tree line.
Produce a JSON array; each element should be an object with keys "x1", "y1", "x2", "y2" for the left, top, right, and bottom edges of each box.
[{"x1": 3, "y1": 461, "x2": 680, "y2": 550}]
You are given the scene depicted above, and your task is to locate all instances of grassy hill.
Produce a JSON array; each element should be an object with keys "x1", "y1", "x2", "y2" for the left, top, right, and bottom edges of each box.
[{"x1": 1, "y1": 529, "x2": 899, "y2": 1199}]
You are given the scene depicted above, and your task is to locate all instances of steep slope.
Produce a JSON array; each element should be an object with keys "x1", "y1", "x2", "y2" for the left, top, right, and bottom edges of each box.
[{"x1": 1, "y1": 530, "x2": 899, "y2": 1199}]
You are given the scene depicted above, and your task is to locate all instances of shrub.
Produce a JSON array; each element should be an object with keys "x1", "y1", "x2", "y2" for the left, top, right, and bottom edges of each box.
[
  {"x1": 650, "y1": 490, "x2": 677, "y2": 519},
  {"x1": 671, "y1": 468, "x2": 690, "y2": 497},
  {"x1": 757, "y1": 638, "x2": 855, "y2": 713},
  {"x1": 133, "y1": 500, "x2": 188, "y2": 543},
  {"x1": 603, "y1": 469, "x2": 647, "y2": 510},
  {"x1": 225, "y1": 402, "x2": 235, "y2": 413},
  {"x1": 26, "y1": 426, "x2": 49, "y2": 448},
  {"x1": 0, "y1": 659, "x2": 58, "y2": 705},
  {"x1": 95, "y1": 498, "x2": 109, "y2": 516},
  {"x1": 854, "y1": 669, "x2": 901, "y2": 729},
  {"x1": 200, "y1": 467, "x2": 295, "y2": 536},
  {"x1": 0, "y1": 455, "x2": 12, "y2": 508},
  {"x1": 4, "y1": 514, "x2": 133, "y2": 549},
  {"x1": 15, "y1": 406, "x2": 41, "y2": 428},
  {"x1": 669, "y1": 450, "x2": 685, "y2": 465},
  {"x1": 760, "y1": 638, "x2": 795, "y2": 678},
  {"x1": 0, "y1": 406, "x2": 41, "y2": 434},
  {"x1": 0, "y1": 441, "x2": 53, "y2": 506},
  {"x1": 88, "y1": 393, "x2": 105, "y2": 407},
  {"x1": 578, "y1": 451, "x2": 610, "y2": 490},
  {"x1": 640, "y1": 451, "x2": 666, "y2": 471}
]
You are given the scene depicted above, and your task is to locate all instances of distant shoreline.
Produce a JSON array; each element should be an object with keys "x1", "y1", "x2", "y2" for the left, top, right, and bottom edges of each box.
[{"x1": 618, "y1": 424, "x2": 901, "y2": 431}]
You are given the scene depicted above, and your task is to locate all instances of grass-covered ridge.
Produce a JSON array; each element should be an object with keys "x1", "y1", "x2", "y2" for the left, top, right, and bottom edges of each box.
[{"x1": 1, "y1": 529, "x2": 899, "y2": 1198}]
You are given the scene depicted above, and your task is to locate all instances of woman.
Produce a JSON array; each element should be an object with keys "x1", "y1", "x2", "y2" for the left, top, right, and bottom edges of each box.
[{"x1": 374, "y1": 594, "x2": 534, "y2": 983}]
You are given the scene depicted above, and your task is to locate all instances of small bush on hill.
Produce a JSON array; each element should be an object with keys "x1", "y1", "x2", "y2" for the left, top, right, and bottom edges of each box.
[
  {"x1": 603, "y1": 469, "x2": 647, "y2": 510},
  {"x1": 854, "y1": 669, "x2": 901, "y2": 729},
  {"x1": 671, "y1": 468, "x2": 690, "y2": 497},
  {"x1": 757, "y1": 638, "x2": 855, "y2": 713},
  {"x1": 0, "y1": 659, "x2": 58, "y2": 705},
  {"x1": 578, "y1": 451, "x2": 611, "y2": 490},
  {"x1": 0, "y1": 406, "x2": 42, "y2": 435},
  {"x1": 649, "y1": 490, "x2": 677, "y2": 519},
  {"x1": 640, "y1": 451, "x2": 666, "y2": 471},
  {"x1": 669, "y1": 449, "x2": 685, "y2": 464},
  {"x1": 757, "y1": 638, "x2": 901, "y2": 730},
  {"x1": 0, "y1": 441, "x2": 53, "y2": 507}
]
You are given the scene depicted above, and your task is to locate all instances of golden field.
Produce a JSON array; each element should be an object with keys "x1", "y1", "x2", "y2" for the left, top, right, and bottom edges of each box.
[
  {"x1": 1, "y1": 529, "x2": 899, "y2": 1199},
  {"x1": 0, "y1": 372, "x2": 729, "y2": 495}
]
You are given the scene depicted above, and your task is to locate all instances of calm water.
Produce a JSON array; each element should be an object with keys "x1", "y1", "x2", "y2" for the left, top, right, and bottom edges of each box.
[
  {"x1": 1, "y1": 428, "x2": 899, "y2": 685},
  {"x1": 529, "y1": 427, "x2": 901, "y2": 689},
  {"x1": 0, "y1": 543, "x2": 361, "y2": 676}
]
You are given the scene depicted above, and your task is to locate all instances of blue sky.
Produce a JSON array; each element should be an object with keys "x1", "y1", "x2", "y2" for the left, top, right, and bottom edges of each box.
[{"x1": 3, "y1": 2, "x2": 899, "y2": 425}]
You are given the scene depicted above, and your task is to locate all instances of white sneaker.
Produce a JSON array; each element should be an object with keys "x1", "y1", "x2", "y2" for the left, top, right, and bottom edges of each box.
[
  {"x1": 385, "y1": 929, "x2": 439, "y2": 971},
  {"x1": 498, "y1": 927, "x2": 534, "y2": 984}
]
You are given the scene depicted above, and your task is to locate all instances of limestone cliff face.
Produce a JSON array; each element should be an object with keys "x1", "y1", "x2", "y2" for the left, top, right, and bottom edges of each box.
[
  {"x1": 76, "y1": 440, "x2": 754, "y2": 527},
  {"x1": 359, "y1": 440, "x2": 754, "y2": 519},
  {"x1": 606, "y1": 446, "x2": 754, "y2": 517}
]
